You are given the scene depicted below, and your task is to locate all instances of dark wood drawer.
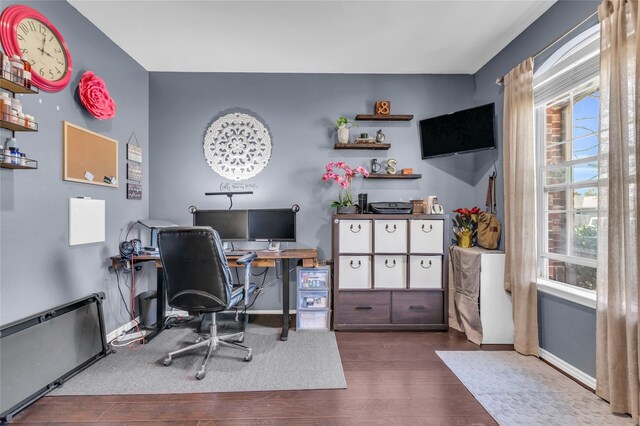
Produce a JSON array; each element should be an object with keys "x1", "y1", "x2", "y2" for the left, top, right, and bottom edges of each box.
[
  {"x1": 337, "y1": 291, "x2": 391, "y2": 324},
  {"x1": 391, "y1": 291, "x2": 444, "y2": 324}
]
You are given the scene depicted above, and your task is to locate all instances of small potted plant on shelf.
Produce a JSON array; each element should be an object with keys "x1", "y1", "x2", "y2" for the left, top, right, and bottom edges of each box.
[
  {"x1": 452, "y1": 206, "x2": 481, "y2": 248},
  {"x1": 336, "y1": 116, "x2": 356, "y2": 144},
  {"x1": 322, "y1": 161, "x2": 369, "y2": 213}
]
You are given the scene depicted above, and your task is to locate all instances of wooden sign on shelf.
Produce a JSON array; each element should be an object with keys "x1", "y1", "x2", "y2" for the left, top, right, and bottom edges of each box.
[
  {"x1": 375, "y1": 100, "x2": 391, "y2": 115},
  {"x1": 127, "y1": 163, "x2": 142, "y2": 181}
]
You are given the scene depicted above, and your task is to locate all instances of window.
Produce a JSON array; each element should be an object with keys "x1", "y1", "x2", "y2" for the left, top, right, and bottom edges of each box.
[{"x1": 534, "y1": 26, "x2": 600, "y2": 293}]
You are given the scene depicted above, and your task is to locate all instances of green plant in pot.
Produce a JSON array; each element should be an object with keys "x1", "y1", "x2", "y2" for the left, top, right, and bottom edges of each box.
[
  {"x1": 322, "y1": 161, "x2": 369, "y2": 213},
  {"x1": 336, "y1": 116, "x2": 356, "y2": 144}
]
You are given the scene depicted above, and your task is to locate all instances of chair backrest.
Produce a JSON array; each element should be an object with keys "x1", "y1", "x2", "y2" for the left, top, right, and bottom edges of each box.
[{"x1": 157, "y1": 227, "x2": 234, "y2": 313}]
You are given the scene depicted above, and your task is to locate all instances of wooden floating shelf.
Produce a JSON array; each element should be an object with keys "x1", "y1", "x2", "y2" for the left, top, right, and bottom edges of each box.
[
  {"x1": 0, "y1": 118, "x2": 38, "y2": 132},
  {"x1": 365, "y1": 173, "x2": 422, "y2": 180},
  {"x1": 0, "y1": 76, "x2": 39, "y2": 94},
  {"x1": 0, "y1": 159, "x2": 38, "y2": 170},
  {"x1": 334, "y1": 143, "x2": 390, "y2": 150},
  {"x1": 355, "y1": 114, "x2": 414, "y2": 121}
]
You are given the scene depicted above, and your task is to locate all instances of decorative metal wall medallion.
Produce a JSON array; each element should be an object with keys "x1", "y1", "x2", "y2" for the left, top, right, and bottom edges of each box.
[{"x1": 204, "y1": 112, "x2": 272, "y2": 181}]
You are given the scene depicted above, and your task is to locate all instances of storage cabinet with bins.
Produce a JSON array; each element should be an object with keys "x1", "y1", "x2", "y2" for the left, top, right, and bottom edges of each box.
[{"x1": 332, "y1": 214, "x2": 449, "y2": 331}]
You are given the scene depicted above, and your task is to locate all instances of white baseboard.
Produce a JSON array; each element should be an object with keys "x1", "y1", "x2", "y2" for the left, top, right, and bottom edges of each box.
[
  {"x1": 539, "y1": 348, "x2": 596, "y2": 390},
  {"x1": 106, "y1": 317, "x2": 140, "y2": 343}
]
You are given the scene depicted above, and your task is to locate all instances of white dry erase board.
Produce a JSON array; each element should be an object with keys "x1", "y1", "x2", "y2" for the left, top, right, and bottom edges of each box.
[{"x1": 69, "y1": 198, "x2": 105, "y2": 246}]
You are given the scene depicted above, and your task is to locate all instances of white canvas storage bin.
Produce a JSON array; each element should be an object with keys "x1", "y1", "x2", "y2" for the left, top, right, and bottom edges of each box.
[
  {"x1": 338, "y1": 220, "x2": 372, "y2": 253},
  {"x1": 410, "y1": 219, "x2": 444, "y2": 254},
  {"x1": 374, "y1": 255, "x2": 407, "y2": 289},
  {"x1": 338, "y1": 255, "x2": 371, "y2": 289},
  {"x1": 409, "y1": 256, "x2": 443, "y2": 289},
  {"x1": 374, "y1": 220, "x2": 408, "y2": 253}
]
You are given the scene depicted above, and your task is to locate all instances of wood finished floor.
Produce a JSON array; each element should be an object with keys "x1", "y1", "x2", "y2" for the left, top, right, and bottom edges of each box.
[{"x1": 12, "y1": 329, "x2": 501, "y2": 425}]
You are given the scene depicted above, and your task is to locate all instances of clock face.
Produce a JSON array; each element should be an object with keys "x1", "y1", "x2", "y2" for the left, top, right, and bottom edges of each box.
[
  {"x1": 0, "y1": 5, "x2": 73, "y2": 91},
  {"x1": 17, "y1": 18, "x2": 68, "y2": 82}
]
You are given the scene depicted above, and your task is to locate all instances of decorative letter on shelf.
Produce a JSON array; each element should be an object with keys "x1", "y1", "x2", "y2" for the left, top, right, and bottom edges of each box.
[{"x1": 203, "y1": 112, "x2": 272, "y2": 181}]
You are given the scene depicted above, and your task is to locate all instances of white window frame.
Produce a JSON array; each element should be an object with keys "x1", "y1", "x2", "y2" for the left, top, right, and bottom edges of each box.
[{"x1": 533, "y1": 26, "x2": 599, "y2": 309}]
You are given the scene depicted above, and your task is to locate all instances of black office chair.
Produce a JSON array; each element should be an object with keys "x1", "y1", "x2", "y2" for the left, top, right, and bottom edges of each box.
[{"x1": 157, "y1": 226, "x2": 257, "y2": 380}]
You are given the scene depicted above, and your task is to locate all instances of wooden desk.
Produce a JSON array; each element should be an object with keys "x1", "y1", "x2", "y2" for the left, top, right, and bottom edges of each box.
[{"x1": 110, "y1": 248, "x2": 318, "y2": 342}]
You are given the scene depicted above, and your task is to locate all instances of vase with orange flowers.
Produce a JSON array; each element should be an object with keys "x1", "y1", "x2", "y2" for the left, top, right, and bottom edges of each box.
[
  {"x1": 322, "y1": 161, "x2": 369, "y2": 213},
  {"x1": 452, "y1": 206, "x2": 481, "y2": 247}
]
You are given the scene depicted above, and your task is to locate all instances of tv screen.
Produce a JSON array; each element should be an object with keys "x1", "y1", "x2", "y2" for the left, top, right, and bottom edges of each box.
[
  {"x1": 193, "y1": 210, "x2": 248, "y2": 241},
  {"x1": 248, "y1": 209, "x2": 296, "y2": 242},
  {"x1": 420, "y1": 103, "x2": 496, "y2": 159}
]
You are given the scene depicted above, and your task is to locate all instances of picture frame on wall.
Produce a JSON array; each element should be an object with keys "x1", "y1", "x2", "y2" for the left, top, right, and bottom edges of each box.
[
  {"x1": 127, "y1": 163, "x2": 142, "y2": 181},
  {"x1": 127, "y1": 183, "x2": 142, "y2": 200},
  {"x1": 127, "y1": 144, "x2": 142, "y2": 163}
]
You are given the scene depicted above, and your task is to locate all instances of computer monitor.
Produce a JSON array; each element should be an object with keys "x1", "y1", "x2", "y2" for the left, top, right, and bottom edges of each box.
[
  {"x1": 193, "y1": 210, "x2": 248, "y2": 241},
  {"x1": 248, "y1": 209, "x2": 296, "y2": 242}
]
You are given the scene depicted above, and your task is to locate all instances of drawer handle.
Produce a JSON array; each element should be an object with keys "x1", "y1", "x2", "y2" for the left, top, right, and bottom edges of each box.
[
  {"x1": 385, "y1": 259, "x2": 397, "y2": 268},
  {"x1": 350, "y1": 224, "x2": 362, "y2": 233},
  {"x1": 421, "y1": 224, "x2": 433, "y2": 233},
  {"x1": 355, "y1": 306, "x2": 372, "y2": 310},
  {"x1": 410, "y1": 305, "x2": 426, "y2": 310},
  {"x1": 420, "y1": 260, "x2": 433, "y2": 269},
  {"x1": 349, "y1": 260, "x2": 362, "y2": 269},
  {"x1": 385, "y1": 224, "x2": 397, "y2": 233}
]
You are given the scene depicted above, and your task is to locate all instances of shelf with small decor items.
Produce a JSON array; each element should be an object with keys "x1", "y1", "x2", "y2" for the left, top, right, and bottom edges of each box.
[
  {"x1": 355, "y1": 100, "x2": 413, "y2": 121},
  {"x1": 366, "y1": 158, "x2": 420, "y2": 179},
  {"x1": 0, "y1": 74, "x2": 39, "y2": 95},
  {"x1": 365, "y1": 173, "x2": 421, "y2": 180},
  {"x1": 0, "y1": 153, "x2": 37, "y2": 169},
  {"x1": 334, "y1": 142, "x2": 390, "y2": 150},
  {"x1": 355, "y1": 114, "x2": 413, "y2": 121},
  {"x1": 0, "y1": 59, "x2": 40, "y2": 171}
]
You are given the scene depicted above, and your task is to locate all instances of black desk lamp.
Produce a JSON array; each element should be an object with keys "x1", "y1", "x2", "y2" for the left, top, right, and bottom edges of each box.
[{"x1": 204, "y1": 191, "x2": 253, "y2": 209}]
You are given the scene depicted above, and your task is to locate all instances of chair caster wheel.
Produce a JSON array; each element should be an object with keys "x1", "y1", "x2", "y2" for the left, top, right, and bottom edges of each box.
[
  {"x1": 196, "y1": 371, "x2": 206, "y2": 380},
  {"x1": 163, "y1": 357, "x2": 173, "y2": 366},
  {"x1": 237, "y1": 336, "x2": 244, "y2": 343},
  {"x1": 244, "y1": 354, "x2": 253, "y2": 362}
]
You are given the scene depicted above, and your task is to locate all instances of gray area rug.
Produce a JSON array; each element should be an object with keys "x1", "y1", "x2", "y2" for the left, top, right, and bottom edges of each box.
[
  {"x1": 52, "y1": 321, "x2": 346, "y2": 395},
  {"x1": 437, "y1": 351, "x2": 633, "y2": 425}
]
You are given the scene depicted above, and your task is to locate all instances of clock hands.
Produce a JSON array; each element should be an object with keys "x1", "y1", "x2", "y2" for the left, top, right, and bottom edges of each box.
[
  {"x1": 40, "y1": 34, "x2": 46, "y2": 55},
  {"x1": 37, "y1": 47, "x2": 54, "y2": 58}
]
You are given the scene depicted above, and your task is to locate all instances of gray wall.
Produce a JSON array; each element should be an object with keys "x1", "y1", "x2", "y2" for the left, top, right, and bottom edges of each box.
[
  {"x1": 0, "y1": 1, "x2": 150, "y2": 332},
  {"x1": 538, "y1": 292, "x2": 596, "y2": 377},
  {"x1": 149, "y1": 73, "x2": 477, "y2": 309},
  {"x1": 471, "y1": 0, "x2": 600, "y2": 378}
]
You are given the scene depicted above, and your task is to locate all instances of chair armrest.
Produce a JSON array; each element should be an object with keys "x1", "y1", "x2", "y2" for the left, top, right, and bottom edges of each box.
[
  {"x1": 236, "y1": 252, "x2": 257, "y2": 266},
  {"x1": 236, "y1": 252, "x2": 257, "y2": 305}
]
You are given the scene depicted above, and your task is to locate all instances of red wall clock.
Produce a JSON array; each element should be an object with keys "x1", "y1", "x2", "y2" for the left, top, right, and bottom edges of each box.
[{"x1": 0, "y1": 5, "x2": 72, "y2": 92}]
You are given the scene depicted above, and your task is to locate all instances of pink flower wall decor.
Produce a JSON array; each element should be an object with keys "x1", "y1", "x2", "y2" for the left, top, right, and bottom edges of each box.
[{"x1": 78, "y1": 71, "x2": 116, "y2": 120}]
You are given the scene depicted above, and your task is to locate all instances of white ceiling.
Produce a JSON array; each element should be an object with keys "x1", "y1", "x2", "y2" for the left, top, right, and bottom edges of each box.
[{"x1": 68, "y1": 0, "x2": 556, "y2": 74}]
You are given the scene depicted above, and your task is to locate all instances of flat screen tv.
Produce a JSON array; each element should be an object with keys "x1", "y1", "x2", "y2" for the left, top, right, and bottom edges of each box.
[{"x1": 420, "y1": 103, "x2": 496, "y2": 159}]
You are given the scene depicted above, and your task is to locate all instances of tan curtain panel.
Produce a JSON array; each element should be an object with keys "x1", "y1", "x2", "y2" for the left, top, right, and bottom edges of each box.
[
  {"x1": 596, "y1": 0, "x2": 639, "y2": 421},
  {"x1": 502, "y1": 58, "x2": 539, "y2": 356}
]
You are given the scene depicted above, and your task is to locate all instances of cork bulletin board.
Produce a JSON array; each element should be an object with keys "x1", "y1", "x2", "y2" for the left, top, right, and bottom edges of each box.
[{"x1": 63, "y1": 121, "x2": 118, "y2": 187}]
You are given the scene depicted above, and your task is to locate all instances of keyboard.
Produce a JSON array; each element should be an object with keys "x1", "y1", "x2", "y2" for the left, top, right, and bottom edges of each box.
[{"x1": 225, "y1": 250, "x2": 251, "y2": 256}]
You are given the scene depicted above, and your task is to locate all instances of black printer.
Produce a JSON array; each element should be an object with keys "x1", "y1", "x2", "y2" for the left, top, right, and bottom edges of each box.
[{"x1": 369, "y1": 202, "x2": 413, "y2": 214}]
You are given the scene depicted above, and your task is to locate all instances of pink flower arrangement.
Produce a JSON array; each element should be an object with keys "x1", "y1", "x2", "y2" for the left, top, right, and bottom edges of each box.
[
  {"x1": 78, "y1": 71, "x2": 116, "y2": 120},
  {"x1": 322, "y1": 161, "x2": 369, "y2": 208}
]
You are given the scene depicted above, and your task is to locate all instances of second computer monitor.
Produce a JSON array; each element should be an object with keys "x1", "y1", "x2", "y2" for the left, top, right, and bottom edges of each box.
[
  {"x1": 193, "y1": 209, "x2": 248, "y2": 241},
  {"x1": 248, "y1": 209, "x2": 296, "y2": 242}
]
